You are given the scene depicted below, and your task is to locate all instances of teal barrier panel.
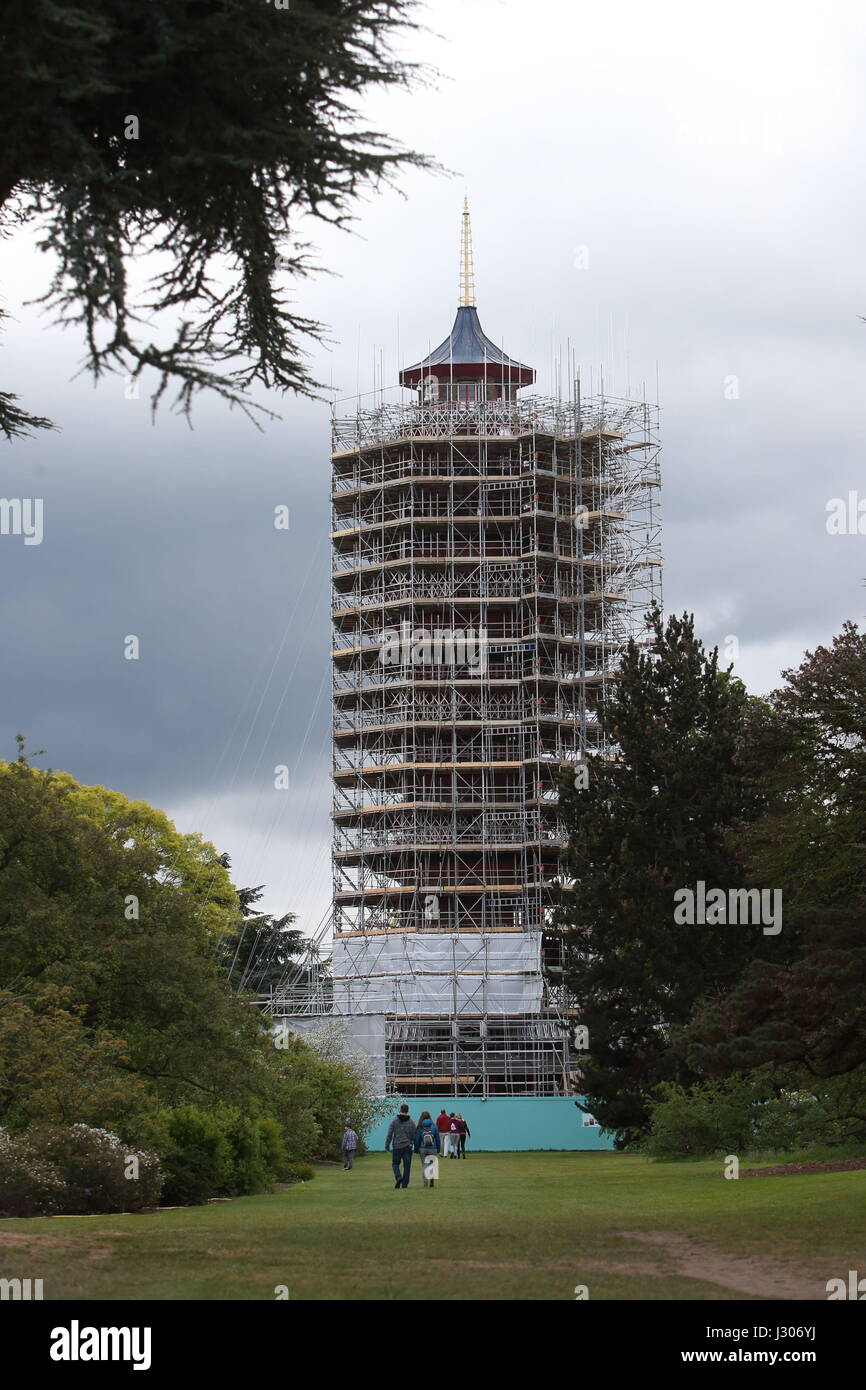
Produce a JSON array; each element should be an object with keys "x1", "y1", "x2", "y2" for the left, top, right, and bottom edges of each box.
[{"x1": 363, "y1": 1096, "x2": 613, "y2": 1152}]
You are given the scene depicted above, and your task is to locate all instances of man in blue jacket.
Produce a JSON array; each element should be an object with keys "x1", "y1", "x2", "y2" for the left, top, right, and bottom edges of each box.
[{"x1": 384, "y1": 1104, "x2": 416, "y2": 1188}]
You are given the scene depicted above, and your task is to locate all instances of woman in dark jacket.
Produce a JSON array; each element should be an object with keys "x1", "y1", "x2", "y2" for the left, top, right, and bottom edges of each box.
[
  {"x1": 414, "y1": 1110, "x2": 441, "y2": 1188},
  {"x1": 414, "y1": 1111, "x2": 440, "y2": 1153}
]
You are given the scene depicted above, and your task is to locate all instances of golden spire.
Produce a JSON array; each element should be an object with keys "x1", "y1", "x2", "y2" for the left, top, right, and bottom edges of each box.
[{"x1": 459, "y1": 195, "x2": 476, "y2": 307}]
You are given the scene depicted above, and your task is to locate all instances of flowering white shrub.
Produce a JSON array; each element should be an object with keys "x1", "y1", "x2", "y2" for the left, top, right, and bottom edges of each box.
[
  {"x1": 0, "y1": 1125, "x2": 162, "y2": 1216},
  {"x1": 0, "y1": 1130, "x2": 66, "y2": 1217}
]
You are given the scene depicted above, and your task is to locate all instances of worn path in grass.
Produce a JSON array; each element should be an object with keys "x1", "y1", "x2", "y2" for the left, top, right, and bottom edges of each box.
[{"x1": 1, "y1": 1152, "x2": 863, "y2": 1300}]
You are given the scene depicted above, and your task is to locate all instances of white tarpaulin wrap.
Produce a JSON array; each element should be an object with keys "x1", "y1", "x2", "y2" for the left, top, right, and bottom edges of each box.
[
  {"x1": 271, "y1": 1014, "x2": 386, "y2": 1093},
  {"x1": 331, "y1": 932, "x2": 543, "y2": 1015}
]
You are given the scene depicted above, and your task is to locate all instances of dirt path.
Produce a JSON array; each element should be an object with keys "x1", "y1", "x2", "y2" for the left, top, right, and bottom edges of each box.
[
  {"x1": 743, "y1": 1158, "x2": 866, "y2": 1178},
  {"x1": 617, "y1": 1231, "x2": 825, "y2": 1300}
]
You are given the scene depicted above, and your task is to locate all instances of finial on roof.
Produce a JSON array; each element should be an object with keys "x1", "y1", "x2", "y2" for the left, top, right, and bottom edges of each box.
[{"x1": 459, "y1": 196, "x2": 476, "y2": 308}]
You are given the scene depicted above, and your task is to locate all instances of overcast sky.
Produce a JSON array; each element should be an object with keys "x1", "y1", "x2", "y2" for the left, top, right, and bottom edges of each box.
[{"x1": 1, "y1": 0, "x2": 864, "y2": 931}]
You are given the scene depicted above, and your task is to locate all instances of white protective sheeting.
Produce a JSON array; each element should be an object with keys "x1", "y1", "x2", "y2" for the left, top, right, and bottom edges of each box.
[
  {"x1": 331, "y1": 931, "x2": 543, "y2": 1015},
  {"x1": 270, "y1": 1013, "x2": 387, "y2": 1093}
]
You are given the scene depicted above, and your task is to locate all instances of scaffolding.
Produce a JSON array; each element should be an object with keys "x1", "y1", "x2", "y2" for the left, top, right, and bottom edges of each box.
[{"x1": 268, "y1": 372, "x2": 661, "y2": 1098}]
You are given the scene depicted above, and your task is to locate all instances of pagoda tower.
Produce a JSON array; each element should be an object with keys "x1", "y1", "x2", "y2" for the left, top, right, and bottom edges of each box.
[{"x1": 322, "y1": 203, "x2": 662, "y2": 1099}]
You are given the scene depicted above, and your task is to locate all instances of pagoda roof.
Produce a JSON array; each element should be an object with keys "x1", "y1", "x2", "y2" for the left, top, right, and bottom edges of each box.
[{"x1": 400, "y1": 306, "x2": 534, "y2": 386}]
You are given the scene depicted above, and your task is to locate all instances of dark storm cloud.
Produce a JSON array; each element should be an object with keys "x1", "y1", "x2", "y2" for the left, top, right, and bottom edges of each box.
[
  {"x1": 0, "y1": 387, "x2": 331, "y2": 801},
  {"x1": 2, "y1": 0, "x2": 865, "y2": 922}
]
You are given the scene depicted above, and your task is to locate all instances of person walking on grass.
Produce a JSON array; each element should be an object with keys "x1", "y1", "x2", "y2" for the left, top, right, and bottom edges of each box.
[
  {"x1": 456, "y1": 1114, "x2": 470, "y2": 1158},
  {"x1": 342, "y1": 1124, "x2": 358, "y2": 1170},
  {"x1": 435, "y1": 1107, "x2": 451, "y2": 1154},
  {"x1": 447, "y1": 1112, "x2": 461, "y2": 1158},
  {"x1": 414, "y1": 1110, "x2": 441, "y2": 1188},
  {"x1": 385, "y1": 1103, "x2": 416, "y2": 1188}
]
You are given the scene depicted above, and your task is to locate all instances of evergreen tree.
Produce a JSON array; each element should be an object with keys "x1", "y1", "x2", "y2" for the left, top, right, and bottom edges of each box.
[
  {"x1": 684, "y1": 622, "x2": 866, "y2": 1092},
  {"x1": 556, "y1": 606, "x2": 760, "y2": 1144},
  {"x1": 0, "y1": 0, "x2": 427, "y2": 438},
  {"x1": 219, "y1": 868, "x2": 306, "y2": 994}
]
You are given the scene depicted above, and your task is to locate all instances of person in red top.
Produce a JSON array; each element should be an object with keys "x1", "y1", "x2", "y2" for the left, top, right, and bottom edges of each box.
[{"x1": 435, "y1": 1108, "x2": 452, "y2": 1157}]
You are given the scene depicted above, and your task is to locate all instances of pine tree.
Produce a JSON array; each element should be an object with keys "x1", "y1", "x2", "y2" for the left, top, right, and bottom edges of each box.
[
  {"x1": 556, "y1": 606, "x2": 759, "y2": 1144},
  {"x1": 0, "y1": 0, "x2": 428, "y2": 438},
  {"x1": 217, "y1": 859, "x2": 306, "y2": 994}
]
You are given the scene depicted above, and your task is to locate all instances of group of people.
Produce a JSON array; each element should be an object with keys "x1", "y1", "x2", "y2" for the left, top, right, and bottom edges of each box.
[
  {"x1": 437, "y1": 1108, "x2": 470, "y2": 1158},
  {"x1": 384, "y1": 1104, "x2": 471, "y2": 1188}
]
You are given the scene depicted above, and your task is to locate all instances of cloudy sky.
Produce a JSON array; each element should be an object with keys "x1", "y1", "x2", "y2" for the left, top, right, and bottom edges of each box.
[{"x1": 1, "y1": 0, "x2": 864, "y2": 931}]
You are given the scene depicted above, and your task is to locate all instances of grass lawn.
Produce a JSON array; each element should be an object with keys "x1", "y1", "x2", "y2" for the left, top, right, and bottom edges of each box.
[{"x1": 1, "y1": 1152, "x2": 863, "y2": 1300}]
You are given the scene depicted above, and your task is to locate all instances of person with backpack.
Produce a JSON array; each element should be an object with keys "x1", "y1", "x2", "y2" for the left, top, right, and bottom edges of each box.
[
  {"x1": 384, "y1": 1103, "x2": 416, "y2": 1188},
  {"x1": 414, "y1": 1110, "x2": 440, "y2": 1188}
]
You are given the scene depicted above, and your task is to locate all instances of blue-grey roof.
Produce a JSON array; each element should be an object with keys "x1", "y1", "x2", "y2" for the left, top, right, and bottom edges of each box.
[{"x1": 402, "y1": 306, "x2": 533, "y2": 375}]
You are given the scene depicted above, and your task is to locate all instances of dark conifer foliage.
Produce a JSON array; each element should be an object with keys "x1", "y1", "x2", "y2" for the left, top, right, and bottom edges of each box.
[
  {"x1": 0, "y1": 0, "x2": 428, "y2": 437},
  {"x1": 556, "y1": 605, "x2": 759, "y2": 1144},
  {"x1": 685, "y1": 622, "x2": 866, "y2": 1090},
  {"x1": 219, "y1": 868, "x2": 307, "y2": 994}
]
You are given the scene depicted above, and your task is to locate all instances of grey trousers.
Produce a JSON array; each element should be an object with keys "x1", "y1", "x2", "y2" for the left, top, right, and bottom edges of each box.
[{"x1": 343, "y1": 1149, "x2": 355, "y2": 1169}]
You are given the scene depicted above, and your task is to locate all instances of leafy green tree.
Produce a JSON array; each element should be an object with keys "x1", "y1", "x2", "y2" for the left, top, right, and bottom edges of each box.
[
  {"x1": 556, "y1": 607, "x2": 760, "y2": 1144},
  {"x1": 0, "y1": 986, "x2": 146, "y2": 1129},
  {"x1": 54, "y1": 770, "x2": 240, "y2": 936},
  {"x1": 0, "y1": 0, "x2": 428, "y2": 438},
  {"x1": 0, "y1": 741, "x2": 238, "y2": 973},
  {"x1": 0, "y1": 744, "x2": 385, "y2": 1170},
  {"x1": 0, "y1": 746, "x2": 265, "y2": 1103},
  {"x1": 733, "y1": 620, "x2": 866, "y2": 916},
  {"x1": 685, "y1": 623, "x2": 866, "y2": 1098}
]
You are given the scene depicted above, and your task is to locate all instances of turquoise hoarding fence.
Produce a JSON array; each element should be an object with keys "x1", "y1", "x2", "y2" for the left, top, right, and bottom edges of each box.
[{"x1": 364, "y1": 1096, "x2": 614, "y2": 1152}]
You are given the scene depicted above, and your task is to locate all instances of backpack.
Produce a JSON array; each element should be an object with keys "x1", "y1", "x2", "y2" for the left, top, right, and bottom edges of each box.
[{"x1": 422, "y1": 1128, "x2": 436, "y2": 1149}]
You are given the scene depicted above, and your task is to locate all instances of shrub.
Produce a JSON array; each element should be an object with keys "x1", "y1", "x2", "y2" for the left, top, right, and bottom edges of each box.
[
  {"x1": 156, "y1": 1106, "x2": 233, "y2": 1206},
  {"x1": 644, "y1": 1075, "x2": 863, "y2": 1159},
  {"x1": 33, "y1": 1125, "x2": 162, "y2": 1213},
  {"x1": 123, "y1": 1104, "x2": 288, "y2": 1205},
  {"x1": 644, "y1": 1079, "x2": 756, "y2": 1157},
  {"x1": 0, "y1": 1128, "x2": 66, "y2": 1217},
  {"x1": 223, "y1": 1109, "x2": 274, "y2": 1196},
  {"x1": 257, "y1": 1114, "x2": 289, "y2": 1182},
  {"x1": 750, "y1": 1089, "x2": 859, "y2": 1152},
  {"x1": 0, "y1": 1125, "x2": 161, "y2": 1216},
  {"x1": 281, "y1": 1161, "x2": 315, "y2": 1184}
]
